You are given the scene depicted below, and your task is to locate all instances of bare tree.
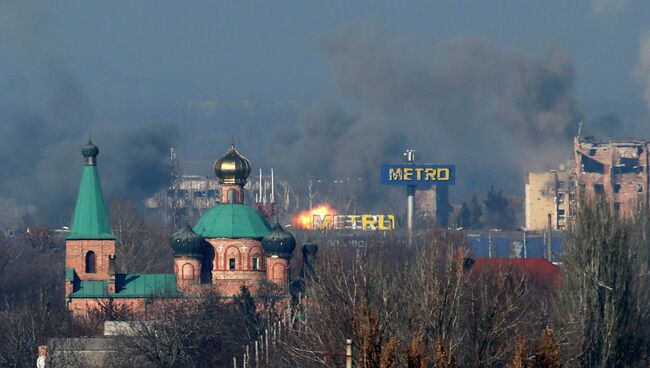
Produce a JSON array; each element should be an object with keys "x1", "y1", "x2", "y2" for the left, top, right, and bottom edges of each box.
[
  {"x1": 109, "y1": 197, "x2": 172, "y2": 273},
  {"x1": 556, "y1": 200, "x2": 650, "y2": 368},
  {"x1": 114, "y1": 290, "x2": 250, "y2": 368}
]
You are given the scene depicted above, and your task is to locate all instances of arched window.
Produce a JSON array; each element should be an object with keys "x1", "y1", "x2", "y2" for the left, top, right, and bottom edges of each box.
[
  {"x1": 85, "y1": 251, "x2": 96, "y2": 273},
  {"x1": 228, "y1": 189, "x2": 237, "y2": 203},
  {"x1": 182, "y1": 263, "x2": 195, "y2": 280}
]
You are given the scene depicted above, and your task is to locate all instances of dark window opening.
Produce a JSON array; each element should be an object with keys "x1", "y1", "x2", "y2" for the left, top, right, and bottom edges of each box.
[
  {"x1": 558, "y1": 209, "x2": 566, "y2": 218},
  {"x1": 594, "y1": 183, "x2": 605, "y2": 195},
  {"x1": 620, "y1": 157, "x2": 639, "y2": 167},
  {"x1": 638, "y1": 184, "x2": 644, "y2": 193},
  {"x1": 557, "y1": 181, "x2": 565, "y2": 189},
  {"x1": 229, "y1": 258, "x2": 236, "y2": 270},
  {"x1": 252, "y1": 257, "x2": 260, "y2": 270},
  {"x1": 581, "y1": 154, "x2": 605, "y2": 174},
  {"x1": 589, "y1": 148, "x2": 597, "y2": 156},
  {"x1": 614, "y1": 184, "x2": 621, "y2": 193},
  {"x1": 614, "y1": 156, "x2": 642, "y2": 174},
  {"x1": 85, "y1": 251, "x2": 96, "y2": 273},
  {"x1": 614, "y1": 202, "x2": 621, "y2": 211},
  {"x1": 557, "y1": 192, "x2": 565, "y2": 204}
]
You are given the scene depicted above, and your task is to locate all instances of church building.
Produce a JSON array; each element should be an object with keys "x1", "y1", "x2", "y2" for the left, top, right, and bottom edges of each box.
[{"x1": 64, "y1": 140, "x2": 301, "y2": 317}]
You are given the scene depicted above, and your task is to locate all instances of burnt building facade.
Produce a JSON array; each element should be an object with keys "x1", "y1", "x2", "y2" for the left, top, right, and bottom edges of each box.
[{"x1": 574, "y1": 136, "x2": 649, "y2": 217}]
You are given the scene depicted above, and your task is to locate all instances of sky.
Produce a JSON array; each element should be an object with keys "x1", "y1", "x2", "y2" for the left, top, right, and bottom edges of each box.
[
  {"x1": 32, "y1": 1, "x2": 650, "y2": 114},
  {"x1": 2, "y1": 0, "x2": 650, "y2": 224}
]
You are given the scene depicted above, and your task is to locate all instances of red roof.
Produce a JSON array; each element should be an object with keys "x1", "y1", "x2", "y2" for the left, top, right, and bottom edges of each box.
[{"x1": 470, "y1": 258, "x2": 560, "y2": 290}]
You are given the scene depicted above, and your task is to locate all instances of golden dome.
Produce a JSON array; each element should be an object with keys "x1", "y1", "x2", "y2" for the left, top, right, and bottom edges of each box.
[{"x1": 214, "y1": 145, "x2": 251, "y2": 185}]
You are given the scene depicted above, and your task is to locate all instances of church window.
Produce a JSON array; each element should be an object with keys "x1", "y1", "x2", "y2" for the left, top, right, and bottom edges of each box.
[
  {"x1": 229, "y1": 258, "x2": 236, "y2": 270},
  {"x1": 85, "y1": 251, "x2": 96, "y2": 273},
  {"x1": 252, "y1": 257, "x2": 260, "y2": 270},
  {"x1": 182, "y1": 263, "x2": 194, "y2": 280}
]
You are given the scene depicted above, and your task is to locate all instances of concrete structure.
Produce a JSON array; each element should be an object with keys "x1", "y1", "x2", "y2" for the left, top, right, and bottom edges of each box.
[
  {"x1": 416, "y1": 186, "x2": 452, "y2": 227},
  {"x1": 525, "y1": 170, "x2": 570, "y2": 230},
  {"x1": 64, "y1": 141, "x2": 301, "y2": 317},
  {"x1": 574, "y1": 136, "x2": 649, "y2": 217}
]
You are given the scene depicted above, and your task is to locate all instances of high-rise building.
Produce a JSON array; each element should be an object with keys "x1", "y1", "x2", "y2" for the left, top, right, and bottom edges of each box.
[{"x1": 525, "y1": 170, "x2": 570, "y2": 231}]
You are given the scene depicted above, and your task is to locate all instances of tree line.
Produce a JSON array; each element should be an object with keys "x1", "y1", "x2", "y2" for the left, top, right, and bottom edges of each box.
[{"x1": 2, "y1": 198, "x2": 650, "y2": 367}]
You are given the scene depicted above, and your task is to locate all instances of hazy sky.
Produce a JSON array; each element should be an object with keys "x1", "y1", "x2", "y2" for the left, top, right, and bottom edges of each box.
[
  {"x1": 5, "y1": 0, "x2": 650, "y2": 117},
  {"x1": 2, "y1": 0, "x2": 650, "y2": 222}
]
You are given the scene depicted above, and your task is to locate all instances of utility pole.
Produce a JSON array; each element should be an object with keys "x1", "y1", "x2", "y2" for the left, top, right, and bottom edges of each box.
[
  {"x1": 405, "y1": 149, "x2": 416, "y2": 245},
  {"x1": 170, "y1": 147, "x2": 182, "y2": 228}
]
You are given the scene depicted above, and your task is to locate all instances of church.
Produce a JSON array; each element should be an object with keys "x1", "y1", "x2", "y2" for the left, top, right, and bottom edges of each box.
[{"x1": 64, "y1": 140, "x2": 306, "y2": 317}]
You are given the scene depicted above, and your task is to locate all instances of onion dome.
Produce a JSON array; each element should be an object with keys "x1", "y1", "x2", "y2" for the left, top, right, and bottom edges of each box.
[
  {"x1": 262, "y1": 223, "x2": 296, "y2": 259},
  {"x1": 214, "y1": 145, "x2": 251, "y2": 185},
  {"x1": 302, "y1": 242, "x2": 318, "y2": 256},
  {"x1": 170, "y1": 225, "x2": 205, "y2": 258},
  {"x1": 82, "y1": 139, "x2": 99, "y2": 165}
]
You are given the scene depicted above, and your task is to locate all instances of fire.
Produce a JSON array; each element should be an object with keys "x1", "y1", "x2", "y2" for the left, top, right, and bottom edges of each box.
[{"x1": 292, "y1": 203, "x2": 338, "y2": 230}]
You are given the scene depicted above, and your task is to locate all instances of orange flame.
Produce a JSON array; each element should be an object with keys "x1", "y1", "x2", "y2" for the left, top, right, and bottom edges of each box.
[{"x1": 292, "y1": 203, "x2": 338, "y2": 230}]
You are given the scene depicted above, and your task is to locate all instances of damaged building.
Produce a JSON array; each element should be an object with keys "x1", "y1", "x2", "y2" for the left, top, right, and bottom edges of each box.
[
  {"x1": 574, "y1": 136, "x2": 649, "y2": 217},
  {"x1": 526, "y1": 136, "x2": 650, "y2": 229}
]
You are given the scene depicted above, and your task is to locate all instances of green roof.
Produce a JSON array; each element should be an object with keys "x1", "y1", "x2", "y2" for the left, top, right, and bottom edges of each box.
[
  {"x1": 67, "y1": 165, "x2": 114, "y2": 240},
  {"x1": 69, "y1": 274, "x2": 180, "y2": 298},
  {"x1": 193, "y1": 204, "x2": 272, "y2": 239},
  {"x1": 65, "y1": 268, "x2": 75, "y2": 281}
]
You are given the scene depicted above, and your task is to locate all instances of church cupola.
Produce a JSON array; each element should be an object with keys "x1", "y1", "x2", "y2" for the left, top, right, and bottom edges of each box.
[
  {"x1": 214, "y1": 144, "x2": 251, "y2": 185},
  {"x1": 171, "y1": 225, "x2": 205, "y2": 287},
  {"x1": 170, "y1": 225, "x2": 205, "y2": 258},
  {"x1": 214, "y1": 144, "x2": 251, "y2": 203},
  {"x1": 81, "y1": 139, "x2": 99, "y2": 166},
  {"x1": 262, "y1": 223, "x2": 296, "y2": 259},
  {"x1": 262, "y1": 223, "x2": 295, "y2": 288}
]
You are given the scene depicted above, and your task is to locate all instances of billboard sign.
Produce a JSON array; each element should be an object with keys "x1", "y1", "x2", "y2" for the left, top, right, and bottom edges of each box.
[
  {"x1": 312, "y1": 214, "x2": 396, "y2": 231},
  {"x1": 380, "y1": 164, "x2": 455, "y2": 186}
]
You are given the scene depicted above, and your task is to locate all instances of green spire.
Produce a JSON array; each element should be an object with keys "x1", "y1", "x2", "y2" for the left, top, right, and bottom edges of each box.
[{"x1": 67, "y1": 140, "x2": 114, "y2": 240}]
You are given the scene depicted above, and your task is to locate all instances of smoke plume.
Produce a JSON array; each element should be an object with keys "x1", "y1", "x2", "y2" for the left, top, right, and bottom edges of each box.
[
  {"x1": 269, "y1": 25, "x2": 582, "y2": 204},
  {"x1": 0, "y1": 1, "x2": 177, "y2": 226}
]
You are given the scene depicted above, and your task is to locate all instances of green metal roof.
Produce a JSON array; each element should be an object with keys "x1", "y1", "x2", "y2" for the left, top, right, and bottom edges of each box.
[
  {"x1": 65, "y1": 268, "x2": 75, "y2": 281},
  {"x1": 193, "y1": 204, "x2": 272, "y2": 239},
  {"x1": 68, "y1": 274, "x2": 180, "y2": 298},
  {"x1": 67, "y1": 165, "x2": 114, "y2": 240}
]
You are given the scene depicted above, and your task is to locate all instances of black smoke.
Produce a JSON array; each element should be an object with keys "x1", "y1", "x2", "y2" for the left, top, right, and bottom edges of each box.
[
  {"x1": 0, "y1": 1, "x2": 177, "y2": 226},
  {"x1": 269, "y1": 25, "x2": 584, "y2": 206}
]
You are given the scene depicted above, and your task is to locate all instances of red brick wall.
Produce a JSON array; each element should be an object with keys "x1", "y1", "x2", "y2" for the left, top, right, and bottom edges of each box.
[
  {"x1": 574, "y1": 138, "x2": 650, "y2": 217},
  {"x1": 65, "y1": 240, "x2": 116, "y2": 281},
  {"x1": 265, "y1": 257, "x2": 289, "y2": 289},
  {"x1": 174, "y1": 257, "x2": 202, "y2": 289}
]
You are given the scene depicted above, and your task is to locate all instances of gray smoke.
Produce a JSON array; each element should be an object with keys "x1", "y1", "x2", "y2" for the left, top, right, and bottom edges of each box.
[
  {"x1": 269, "y1": 25, "x2": 582, "y2": 204},
  {"x1": 0, "y1": 1, "x2": 177, "y2": 226}
]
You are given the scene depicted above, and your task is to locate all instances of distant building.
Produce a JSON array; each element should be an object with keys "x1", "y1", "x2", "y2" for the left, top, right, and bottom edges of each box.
[
  {"x1": 526, "y1": 136, "x2": 650, "y2": 229},
  {"x1": 145, "y1": 175, "x2": 220, "y2": 225},
  {"x1": 574, "y1": 136, "x2": 649, "y2": 217},
  {"x1": 525, "y1": 170, "x2": 570, "y2": 230}
]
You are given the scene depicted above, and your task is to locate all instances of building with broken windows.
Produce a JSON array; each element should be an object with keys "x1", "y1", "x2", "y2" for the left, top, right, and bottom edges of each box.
[{"x1": 574, "y1": 136, "x2": 649, "y2": 217}]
